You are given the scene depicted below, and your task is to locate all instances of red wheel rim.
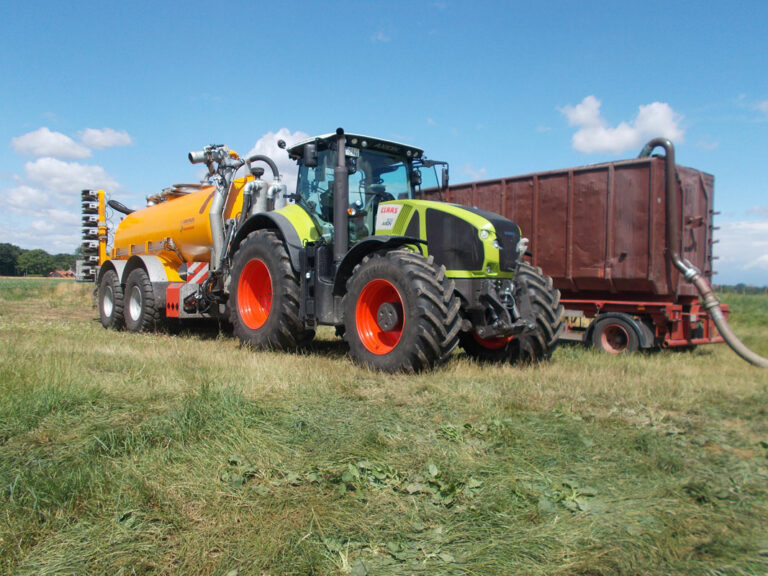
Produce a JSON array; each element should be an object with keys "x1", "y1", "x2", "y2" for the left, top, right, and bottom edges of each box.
[
  {"x1": 600, "y1": 323, "x2": 629, "y2": 353},
  {"x1": 238, "y1": 259, "x2": 272, "y2": 330},
  {"x1": 356, "y1": 279, "x2": 404, "y2": 354},
  {"x1": 472, "y1": 332, "x2": 513, "y2": 350}
]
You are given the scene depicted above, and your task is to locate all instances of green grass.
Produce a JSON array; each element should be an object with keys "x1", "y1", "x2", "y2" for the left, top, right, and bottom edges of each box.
[{"x1": 1, "y1": 278, "x2": 767, "y2": 575}]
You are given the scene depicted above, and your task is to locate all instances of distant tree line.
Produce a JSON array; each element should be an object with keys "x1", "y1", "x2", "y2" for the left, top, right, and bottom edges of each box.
[
  {"x1": 714, "y1": 283, "x2": 768, "y2": 295},
  {"x1": 0, "y1": 243, "x2": 80, "y2": 277}
]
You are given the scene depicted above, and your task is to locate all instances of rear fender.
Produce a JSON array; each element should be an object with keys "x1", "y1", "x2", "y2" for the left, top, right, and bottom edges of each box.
[{"x1": 231, "y1": 208, "x2": 319, "y2": 273}]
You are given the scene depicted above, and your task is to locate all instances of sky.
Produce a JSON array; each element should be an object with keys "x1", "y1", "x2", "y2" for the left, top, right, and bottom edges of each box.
[{"x1": 1, "y1": 0, "x2": 766, "y2": 285}]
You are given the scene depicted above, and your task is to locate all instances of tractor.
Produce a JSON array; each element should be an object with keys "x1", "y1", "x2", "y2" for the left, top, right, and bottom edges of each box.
[{"x1": 95, "y1": 128, "x2": 563, "y2": 372}]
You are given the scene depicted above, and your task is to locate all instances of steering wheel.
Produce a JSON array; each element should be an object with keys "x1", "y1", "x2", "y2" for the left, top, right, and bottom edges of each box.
[{"x1": 368, "y1": 184, "x2": 394, "y2": 202}]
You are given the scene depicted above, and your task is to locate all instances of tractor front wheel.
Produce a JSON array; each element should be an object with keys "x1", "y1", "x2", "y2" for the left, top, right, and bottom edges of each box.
[
  {"x1": 98, "y1": 269, "x2": 124, "y2": 330},
  {"x1": 460, "y1": 262, "x2": 563, "y2": 364},
  {"x1": 344, "y1": 250, "x2": 461, "y2": 373},
  {"x1": 229, "y1": 229, "x2": 313, "y2": 349}
]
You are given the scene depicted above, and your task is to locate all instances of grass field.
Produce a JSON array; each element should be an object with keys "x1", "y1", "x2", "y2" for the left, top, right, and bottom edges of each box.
[{"x1": 1, "y1": 278, "x2": 767, "y2": 575}]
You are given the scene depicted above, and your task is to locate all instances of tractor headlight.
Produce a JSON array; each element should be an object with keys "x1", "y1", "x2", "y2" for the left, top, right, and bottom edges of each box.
[{"x1": 479, "y1": 229, "x2": 490, "y2": 240}]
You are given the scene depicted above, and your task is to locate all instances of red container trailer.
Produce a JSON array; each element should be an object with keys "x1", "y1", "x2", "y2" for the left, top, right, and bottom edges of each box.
[{"x1": 424, "y1": 146, "x2": 726, "y2": 353}]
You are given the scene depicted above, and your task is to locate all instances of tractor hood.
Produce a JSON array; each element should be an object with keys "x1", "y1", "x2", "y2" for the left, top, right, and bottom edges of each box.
[{"x1": 374, "y1": 199, "x2": 522, "y2": 277}]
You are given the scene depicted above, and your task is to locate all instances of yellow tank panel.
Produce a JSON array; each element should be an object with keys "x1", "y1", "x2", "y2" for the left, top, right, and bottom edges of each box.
[{"x1": 111, "y1": 177, "x2": 251, "y2": 265}]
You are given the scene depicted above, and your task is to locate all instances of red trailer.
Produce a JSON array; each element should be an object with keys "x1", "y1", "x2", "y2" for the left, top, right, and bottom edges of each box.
[{"x1": 424, "y1": 141, "x2": 726, "y2": 353}]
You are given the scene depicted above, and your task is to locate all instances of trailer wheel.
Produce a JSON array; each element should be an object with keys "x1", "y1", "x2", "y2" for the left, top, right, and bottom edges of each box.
[
  {"x1": 460, "y1": 263, "x2": 564, "y2": 364},
  {"x1": 344, "y1": 250, "x2": 461, "y2": 373},
  {"x1": 98, "y1": 269, "x2": 124, "y2": 330},
  {"x1": 229, "y1": 229, "x2": 313, "y2": 349},
  {"x1": 124, "y1": 268, "x2": 160, "y2": 333},
  {"x1": 590, "y1": 315, "x2": 640, "y2": 354}
]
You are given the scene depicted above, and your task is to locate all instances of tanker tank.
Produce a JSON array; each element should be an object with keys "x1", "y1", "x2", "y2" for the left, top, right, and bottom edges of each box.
[{"x1": 110, "y1": 180, "x2": 249, "y2": 266}]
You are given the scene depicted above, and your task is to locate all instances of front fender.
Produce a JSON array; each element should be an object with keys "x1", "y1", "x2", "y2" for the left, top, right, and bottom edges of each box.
[{"x1": 332, "y1": 235, "x2": 425, "y2": 296}]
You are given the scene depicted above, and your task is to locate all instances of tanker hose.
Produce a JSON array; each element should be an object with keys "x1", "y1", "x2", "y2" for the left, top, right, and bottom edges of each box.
[
  {"x1": 682, "y1": 260, "x2": 768, "y2": 368},
  {"x1": 245, "y1": 154, "x2": 280, "y2": 180},
  {"x1": 640, "y1": 137, "x2": 768, "y2": 368}
]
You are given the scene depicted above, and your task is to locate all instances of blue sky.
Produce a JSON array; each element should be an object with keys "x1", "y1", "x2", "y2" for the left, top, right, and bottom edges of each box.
[{"x1": 1, "y1": 0, "x2": 766, "y2": 285}]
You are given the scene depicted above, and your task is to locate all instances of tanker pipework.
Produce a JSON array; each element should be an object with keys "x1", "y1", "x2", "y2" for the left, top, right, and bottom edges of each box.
[
  {"x1": 189, "y1": 145, "x2": 245, "y2": 273},
  {"x1": 640, "y1": 138, "x2": 768, "y2": 368}
]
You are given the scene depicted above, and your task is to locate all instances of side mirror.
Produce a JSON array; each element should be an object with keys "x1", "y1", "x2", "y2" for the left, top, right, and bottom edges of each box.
[
  {"x1": 346, "y1": 156, "x2": 357, "y2": 175},
  {"x1": 303, "y1": 143, "x2": 318, "y2": 168},
  {"x1": 411, "y1": 169, "x2": 422, "y2": 187},
  {"x1": 441, "y1": 165, "x2": 449, "y2": 189}
]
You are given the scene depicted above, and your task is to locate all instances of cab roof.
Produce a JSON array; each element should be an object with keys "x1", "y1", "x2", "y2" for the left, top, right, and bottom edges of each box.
[{"x1": 287, "y1": 132, "x2": 424, "y2": 160}]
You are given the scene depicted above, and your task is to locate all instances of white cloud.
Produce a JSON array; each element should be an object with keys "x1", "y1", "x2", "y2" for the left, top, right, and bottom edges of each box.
[
  {"x1": 245, "y1": 128, "x2": 309, "y2": 194},
  {"x1": 80, "y1": 128, "x2": 133, "y2": 149},
  {"x1": 29, "y1": 208, "x2": 80, "y2": 234},
  {"x1": 11, "y1": 127, "x2": 91, "y2": 159},
  {"x1": 745, "y1": 254, "x2": 768, "y2": 272},
  {"x1": 1, "y1": 185, "x2": 49, "y2": 210},
  {"x1": 560, "y1": 96, "x2": 685, "y2": 154},
  {"x1": 0, "y1": 208, "x2": 81, "y2": 254},
  {"x1": 3, "y1": 127, "x2": 125, "y2": 254},
  {"x1": 714, "y1": 219, "x2": 768, "y2": 284},
  {"x1": 371, "y1": 31, "x2": 391, "y2": 43},
  {"x1": 697, "y1": 139, "x2": 719, "y2": 150},
  {"x1": 462, "y1": 163, "x2": 487, "y2": 180},
  {"x1": 23, "y1": 157, "x2": 118, "y2": 200}
]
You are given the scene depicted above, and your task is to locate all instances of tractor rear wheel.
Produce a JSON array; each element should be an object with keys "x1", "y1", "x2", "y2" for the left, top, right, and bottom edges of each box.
[
  {"x1": 124, "y1": 268, "x2": 161, "y2": 332},
  {"x1": 344, "y1": 250, "x2": 461, "y2": 373},
  {"x1": 460, "y1": 262, "x2": 563, "y2": 364},
  {"x1": 98, "y1": 269, "x2": 124, "y2": 330},
  {"x1": 229, "y1": 229, "x2": 314, "y2": 349}
]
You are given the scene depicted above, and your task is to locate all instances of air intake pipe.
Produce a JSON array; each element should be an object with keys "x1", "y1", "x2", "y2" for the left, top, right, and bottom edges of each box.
[{"x1": 639, "y1": 138, "x2": 768, "y2": 367}]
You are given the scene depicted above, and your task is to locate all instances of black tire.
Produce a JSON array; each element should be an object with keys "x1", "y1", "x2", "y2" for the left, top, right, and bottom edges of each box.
[
  {"x1": 98, "y1": 269, "x2": 124, "y2": 330},
  {"x1": 460, "y1": 262, "x2": 564, "y2": 364},
  {"x1": 343, "y1": 250, "x2": 461, "y2": 373},
  {"x1": 124, "y1": 268, "x2": 161, "y2": 333},
  {"x1": 229, "y1": 229, "x2": 314, "y2": 349},
  {"x1": 590, "y1": 315, "x2": 640, "y2": 354}
]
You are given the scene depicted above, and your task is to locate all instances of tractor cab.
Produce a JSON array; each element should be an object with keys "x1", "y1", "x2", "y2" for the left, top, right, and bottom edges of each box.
[{"x1": 289, "y1": 133, "x2": 448, "y2": 244}]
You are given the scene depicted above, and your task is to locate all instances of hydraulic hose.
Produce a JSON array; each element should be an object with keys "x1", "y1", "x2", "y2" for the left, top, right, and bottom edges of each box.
[
  {"x1": 640, "y1": 138, "x2": 768, "y2": 368},
  {"x1": 245, "y1": 154, "x2": 281, "y2": 180}
]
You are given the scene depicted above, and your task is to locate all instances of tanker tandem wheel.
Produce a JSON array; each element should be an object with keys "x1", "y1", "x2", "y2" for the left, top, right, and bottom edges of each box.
[{"x1": 124, "y1": 268, "x2": 162, "y2": 333}]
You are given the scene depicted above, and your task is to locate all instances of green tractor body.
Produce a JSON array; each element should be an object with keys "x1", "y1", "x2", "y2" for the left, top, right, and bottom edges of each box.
[{"x1": 228, "y1": 129, "x2": 563, "y2": 370}]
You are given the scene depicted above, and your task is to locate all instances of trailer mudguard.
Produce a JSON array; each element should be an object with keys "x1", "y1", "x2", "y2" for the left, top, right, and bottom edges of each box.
[
  {"x1": 97, "y1": 258, "x2": 127, "y2": 285},
  {"x1": 122, "y1": 255, "x2": 171, "y2": 284}
]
